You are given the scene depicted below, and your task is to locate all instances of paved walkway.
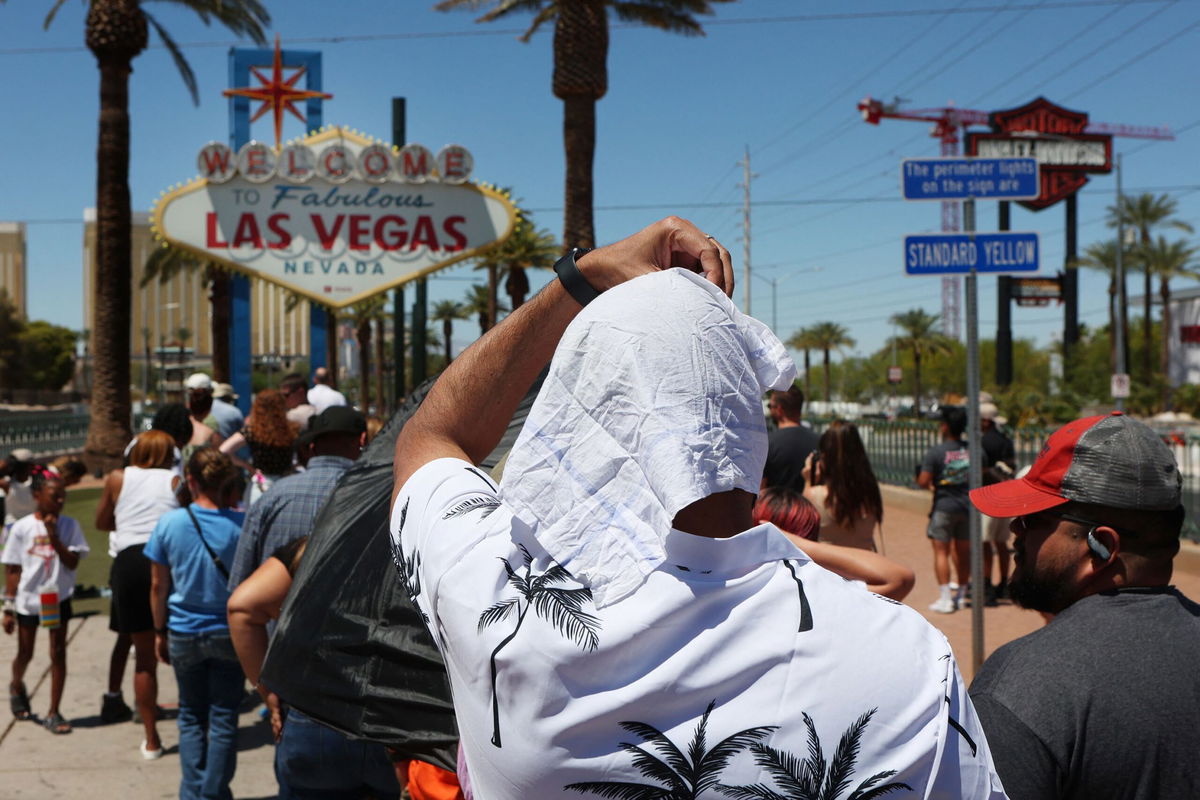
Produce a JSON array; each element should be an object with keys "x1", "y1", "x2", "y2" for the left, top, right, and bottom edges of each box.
[{"x1": 3, "y1": 485, "x2": 1199, "y2": 797}]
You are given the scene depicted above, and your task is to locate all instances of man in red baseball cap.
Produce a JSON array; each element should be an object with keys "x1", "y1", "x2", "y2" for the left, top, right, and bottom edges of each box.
[{"x1": 968, "y1": 411, "x2": 1200, "y2": 800}]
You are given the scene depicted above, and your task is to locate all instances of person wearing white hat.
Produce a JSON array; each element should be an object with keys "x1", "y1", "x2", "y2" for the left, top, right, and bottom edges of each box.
[
  {"x1": 389, "y1": 218, "x2": 1005, "y2": 798},
  {"x1": 208, "y1": 383, "x2": 245, "y2": 441},
  {"x1": 182, "y1": 373, "x2": 221, "y2": 459}
]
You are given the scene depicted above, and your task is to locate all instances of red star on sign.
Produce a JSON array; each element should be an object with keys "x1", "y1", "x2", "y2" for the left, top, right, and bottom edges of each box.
[{"x1": 223, "y1": 34, "x2": 333, "y2": 150}]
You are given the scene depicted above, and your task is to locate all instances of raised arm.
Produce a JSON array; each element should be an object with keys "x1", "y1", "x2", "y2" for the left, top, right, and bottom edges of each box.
[
  {"x1": 783, "y1": 534, "x2": 916, "y2": 601},
  {"x1": 391, "y1": 217, "x2": 733, "y2": 498}
]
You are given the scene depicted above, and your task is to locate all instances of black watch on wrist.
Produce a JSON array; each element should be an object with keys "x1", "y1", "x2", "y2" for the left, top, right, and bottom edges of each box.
[{"x1": 553, "y1": 247, "x2": 599, "y2": 307}]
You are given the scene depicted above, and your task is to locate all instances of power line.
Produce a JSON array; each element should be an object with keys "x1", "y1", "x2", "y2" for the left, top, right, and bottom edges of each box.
[
  {"x1": 1062, "y1": 18, "x2": 1200, "y2": 102},
  {"x1": 0, "y1": 1, "x2": 1176, "y2": 56}
]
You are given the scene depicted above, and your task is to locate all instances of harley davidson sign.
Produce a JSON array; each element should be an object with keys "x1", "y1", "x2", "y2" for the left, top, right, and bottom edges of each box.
[
  {"x1": 152, "y1": 127, "x2": 515, "y2": 308},
  {"x1": 966, "y1": 97, "x2": 1112, "y2": 211}
]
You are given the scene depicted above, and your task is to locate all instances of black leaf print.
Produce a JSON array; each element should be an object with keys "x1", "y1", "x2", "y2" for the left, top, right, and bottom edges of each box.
[
  {"x1": 944, "y1": 697, "x2": 977, "y2": 757},
  {"x1": 478, "y1": 544, "x2": 600, "y2": 748},
  {"x1": 566, "y1": 699, "x2": 777, "y2": 799},
  {"x1": 784, "y1": 560, "x2": 814, "y2": 633},
  {"x1": 442, "y1": 495, "x2": 501, "y2": 520}
]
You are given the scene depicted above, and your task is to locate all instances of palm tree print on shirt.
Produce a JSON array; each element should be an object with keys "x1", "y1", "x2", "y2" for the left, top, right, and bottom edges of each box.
[
  {"x1": 479, "y1": 544, "x2": 600, "y2": 747},
  {"x1": 566, "y1": 699, "x2": 777, "y2": 799},
  {"x1": 721, "y1": 709, "x2": 913, "y2": 800}
]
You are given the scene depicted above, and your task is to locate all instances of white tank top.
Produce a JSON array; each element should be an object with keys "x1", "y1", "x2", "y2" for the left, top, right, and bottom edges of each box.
[{"x1": 109, "y1": 467, "x2": 180, "y2": 556}]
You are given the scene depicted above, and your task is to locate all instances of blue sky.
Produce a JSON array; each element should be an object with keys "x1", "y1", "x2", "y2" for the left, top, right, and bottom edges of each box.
[{"x1": 2, "y1": 0, "x2": 1198, "y2": 363}]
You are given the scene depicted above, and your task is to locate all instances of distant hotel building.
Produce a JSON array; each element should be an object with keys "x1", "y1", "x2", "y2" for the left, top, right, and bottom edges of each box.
[
  {"x1": 0, "y1": 222, "x2": 27, "y2": 318},
  {"x1": 82, "y1": 210, "x2": 313, "y2": 391}
]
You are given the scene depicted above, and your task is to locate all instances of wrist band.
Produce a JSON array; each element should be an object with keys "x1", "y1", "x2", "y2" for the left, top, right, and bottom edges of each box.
[
  {"x1": 553, "y1": 247, "x2": 599, "y2": 307},
  {"x1": 155, "y1": 627, "x2": 168, "y2": 635}
]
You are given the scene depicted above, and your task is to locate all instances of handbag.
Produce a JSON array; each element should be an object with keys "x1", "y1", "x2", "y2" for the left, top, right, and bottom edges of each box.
[{"x1": 185, "y1": 506, "x2": 230, "y2": 580}]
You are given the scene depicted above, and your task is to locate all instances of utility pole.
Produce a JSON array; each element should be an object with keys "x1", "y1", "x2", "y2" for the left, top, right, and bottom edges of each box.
[
  {"x1": 739, "y1": 146, "x2": 754, "y2": 314},
  {"x1": 1114, "y1": 154, "x2": 1129, "y2": 411},
  {"x1": 392, "y1": 97, "x2": 407, "y2": 406}
]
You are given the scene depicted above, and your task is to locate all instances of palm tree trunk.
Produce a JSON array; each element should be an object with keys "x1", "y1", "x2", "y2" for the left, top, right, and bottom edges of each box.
[
  {"x1": 326, "y1": 309, "x2": 339, "y2": 389},
  {"x1": 913, "y1": 350, "x2": 923, "y2": 418},
  {"x1": 208, "y1": 267, "x2": 231, "y2": 382},
  {"x1": 507, "y1": 266, "x2": 529, "y2": 310},
  {"x1": 823, "y1": 348, "x2": 832, "y2": 403},
  {"x1": 803, "y1": 349, "x2": 811, "y2": 399},
  {"x1": 1161, "y1": 278, "x2": 1172, "y2": 409},
  {"x1": 561, "y1": 95, "x2": 597, "y2": 250},
  {"x1": 1143, "y1": 233, "x2": 1153, "y2": 381},
  {"x1": 374, "y1": 316, "x2": 385, "y2": 415},
  {"x1": 443, "y1": 319, "x2": 453, "y2": 364},
  {"x1": 84, "y1": 57, "x2": 135, "y2": 474},
  {"x1": 488, "y1": 606, "x2": 528, "y2": 748},
  {"x1": 357, "y1": 320, "x2": 371, "y2": 410},
  {"x1": 486, "y1": 263, "x2": 499, "y2": 332}
]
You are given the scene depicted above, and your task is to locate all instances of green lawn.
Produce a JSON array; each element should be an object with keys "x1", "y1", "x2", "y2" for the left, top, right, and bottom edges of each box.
[{"x1": 62, "y1": 486, "x2": 111, "y2": 617}]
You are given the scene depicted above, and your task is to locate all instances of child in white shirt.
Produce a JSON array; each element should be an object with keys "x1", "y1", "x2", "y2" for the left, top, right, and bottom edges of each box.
[{"x1": 2, "y1": 472, "x2": 89, "y2": 733}]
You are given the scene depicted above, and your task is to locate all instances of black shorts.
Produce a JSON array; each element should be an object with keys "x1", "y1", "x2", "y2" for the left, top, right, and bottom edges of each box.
[
  {"x1": 16, "y1": 599, "x2": 73, "y2": 629},
  {"x1": 109, "y1": 544, "x2": 155, "y2": 634}
]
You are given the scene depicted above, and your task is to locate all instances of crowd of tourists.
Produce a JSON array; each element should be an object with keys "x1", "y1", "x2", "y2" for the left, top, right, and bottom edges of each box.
[{"x1": 2, "y1": 217, "x2": 1198, "y2": 799}]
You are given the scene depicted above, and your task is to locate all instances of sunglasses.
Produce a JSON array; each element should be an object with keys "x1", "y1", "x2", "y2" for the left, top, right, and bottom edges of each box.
[{"x1": 1014, "y1": 510, "x2": 1137, "y2": 539}]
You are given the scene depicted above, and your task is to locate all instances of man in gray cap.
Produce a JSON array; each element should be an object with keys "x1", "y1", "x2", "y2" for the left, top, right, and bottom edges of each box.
[{"x1": 969, "y1": 411, "x2": 1200, "y2": 799}]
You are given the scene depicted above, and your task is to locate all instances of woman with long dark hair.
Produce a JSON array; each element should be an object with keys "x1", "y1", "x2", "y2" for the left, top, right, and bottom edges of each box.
[{"x1": 802, "y1": 420, "x2": 884, "y2": 551}]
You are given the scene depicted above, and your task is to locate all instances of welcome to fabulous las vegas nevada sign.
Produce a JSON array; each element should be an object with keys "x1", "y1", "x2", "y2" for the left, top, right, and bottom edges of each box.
[{"x1": 152, "y1": 128, "x2": 516, "y2": 309}]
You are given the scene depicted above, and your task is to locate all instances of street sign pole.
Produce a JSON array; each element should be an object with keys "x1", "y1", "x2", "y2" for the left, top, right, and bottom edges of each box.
[{"x1": 963, "y1": 198, "x2": 984, "y2": 676}]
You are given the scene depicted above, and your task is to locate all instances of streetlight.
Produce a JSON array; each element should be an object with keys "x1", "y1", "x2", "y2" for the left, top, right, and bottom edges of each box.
[{"x1": 752, "y1": 266, "x2": 823, "y2": 332}]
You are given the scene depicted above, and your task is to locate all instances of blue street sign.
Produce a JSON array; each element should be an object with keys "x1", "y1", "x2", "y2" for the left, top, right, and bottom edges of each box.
[
  {"x1": 905, "y1": 232, "x2": 1040, "y2": 275},
  {"x1": 901, "y1": 157, "x2": 1039, "y2": 200}
]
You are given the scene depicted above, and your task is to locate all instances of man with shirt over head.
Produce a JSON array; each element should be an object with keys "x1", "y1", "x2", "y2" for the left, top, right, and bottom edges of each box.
[
  {"x1": 969, "y1": 411, "x2": 1200, "y2": 800},
  {"x1": 761, "y1": 385, "x2": 819, "y2": 492},
  {"x1": 389, "y1": 217, "x2": 1005, "y2": 798}
]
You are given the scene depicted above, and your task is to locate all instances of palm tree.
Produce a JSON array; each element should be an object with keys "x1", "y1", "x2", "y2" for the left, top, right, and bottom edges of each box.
[
  {"x1": 1107, "y1": 193, "x2": 1195, "y2": 380},
  {"x1": 786, "y1": 328, "x2": 818, "y2": 400},
  {"x1": 806, "y1": 322, "x2": 855, "y2": 404},
  {"x1": 566, "y1": 699, "x2": 777, "y2": 798},
  {"x1": 435, "y1": 0, "x2": 735, "y2": 250},
  {"x1": 1074, "y1": 239, "x2": 1137, "y2": 371},
  {"x1": 478, "y1": 544, "x2": 600, "y2": 747},
  {"x1": 721, "y1": 708, "x2": 912, "y2": 800},
  {"x1": 31, "y1": 0, "x2": 269, "y2": 472},
  {"x1": 141, "y1": 245, "x2": 233, "y2": 381},
  {"x1": 1139, "y1": 236, "x2": 1200, "y2": 407},
  {"x1": 887, "y1": 309, "x2": 952, "y2": 418},
  {"x1": 431, "y1": 300, "x2": 469, "y2": 365},
  {"x1": 500, "y1": 218, "x2": 560, "y2": 310},
  {"x1": 350, "y1": 296, "x2": 387, "y2": 411},
  {"x1": 464, "y1": 283, "x2": 508, "y2": 337}
]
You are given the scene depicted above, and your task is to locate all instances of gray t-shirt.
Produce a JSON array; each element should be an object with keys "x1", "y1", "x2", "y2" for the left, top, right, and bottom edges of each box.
[
  {"x1": 970, "y1": 587, "x2": 1200, "y2": 800},
  {"x1": 921, "y1": 439, "x2": 971, "y2": 514}
]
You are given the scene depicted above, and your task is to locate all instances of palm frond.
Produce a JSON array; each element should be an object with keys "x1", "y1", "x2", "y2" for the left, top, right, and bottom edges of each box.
[
  {"x1": 847, "y1": 770, "x2": 912, "y2": 800},
  {"x1": 477, "y1": 597, "x2": 520, "y2": 631},
  {"x1": 617, "y1": 742, "x2": 688, "y2": 792},
  {"x1": 531, "y1": 588, "x2": 600, "y2": 650},
  {"x1": 801, "y1": 712, "x2": 826, "y2": 798},
  {"x1": 42, "y1": 0, "x2": 72, "y2": 29},
  {"x1": 141, "y1": 244, "x2": 202, "y2": 287},
  {"x1": 696, "y1": 725, "x2": 778, "y2": 792},
  {"x1": 143, "y1": 11, "x2": 199, "y2": 104},
  {"x1": 749, "y1": 742, "x2": 815, "y2": 799},
  {"x1": 498, "y1": 555, "x2": 531, "y2": 596},
  {"x1": 564, "y1": 779, "x2": 672, "y2": 799},
  {"x1": 683, "y1": 700, "x2": 715, "y2": 786},
  {"x1": 717, "y1": 784, "x2": 786, "y2": 800},
  {"x1": 821, "y1": 709, "x2": 876, "y2": 800},
  {"x1": 147, "y1": 0, "x2": 269, "y2": 45},
  {"x1": 530, "y1": 561, "x2": 575, "y2": 590},
  {"x1": 618, "y1": 721, "x2": 691, "y2": 778},
  {"x1": 609, "y1": 3, "x2": 705, "y2": 36}
]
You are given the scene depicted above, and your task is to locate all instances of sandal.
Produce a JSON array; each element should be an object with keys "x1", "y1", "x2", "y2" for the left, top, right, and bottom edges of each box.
[
  {"x1": 9, "y1": 684, "x2": 30, "y2": 720},
  {"x1": 42, "y1": 711, "x2": 71, "y2": 734}
]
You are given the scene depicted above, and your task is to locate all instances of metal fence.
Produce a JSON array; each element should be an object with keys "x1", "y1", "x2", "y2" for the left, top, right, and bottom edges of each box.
[
  {"x1": 0, "y1": 411, "x2": 152, "y2": 459},
  {"x1": 811, "y1": 416, "x2": 1200, "y2": 541}
]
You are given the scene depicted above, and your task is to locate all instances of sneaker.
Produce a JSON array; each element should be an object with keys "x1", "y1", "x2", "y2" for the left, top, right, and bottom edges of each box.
[
  {"x1": 100, "y1": 694, "x2": 133, "y2": 724},
  {"x1": 140, "y1": 740, "x2": 164, "y2": 761},
  {"x1": 928, "y1": 597, "x2": 957, "y2": 614}
]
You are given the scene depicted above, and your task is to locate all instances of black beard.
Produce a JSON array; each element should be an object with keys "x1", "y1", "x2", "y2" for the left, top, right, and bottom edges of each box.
[{"x1": 1008, "y1": 552, "x2": 1076, "y2": 614}]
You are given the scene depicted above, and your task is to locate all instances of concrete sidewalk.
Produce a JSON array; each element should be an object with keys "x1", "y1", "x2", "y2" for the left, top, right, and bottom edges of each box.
[
  {"x1": 3, "y1": 487, "x2": 1199, "y2": 798},
  {"x1": 0, "y1": 614, "x2": 278, "y2": 799}
]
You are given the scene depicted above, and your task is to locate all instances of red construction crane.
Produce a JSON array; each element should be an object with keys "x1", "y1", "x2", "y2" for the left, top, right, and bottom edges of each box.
[{"x1": 857, "y1": 96, "x2": 1173, "y2": 337}]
